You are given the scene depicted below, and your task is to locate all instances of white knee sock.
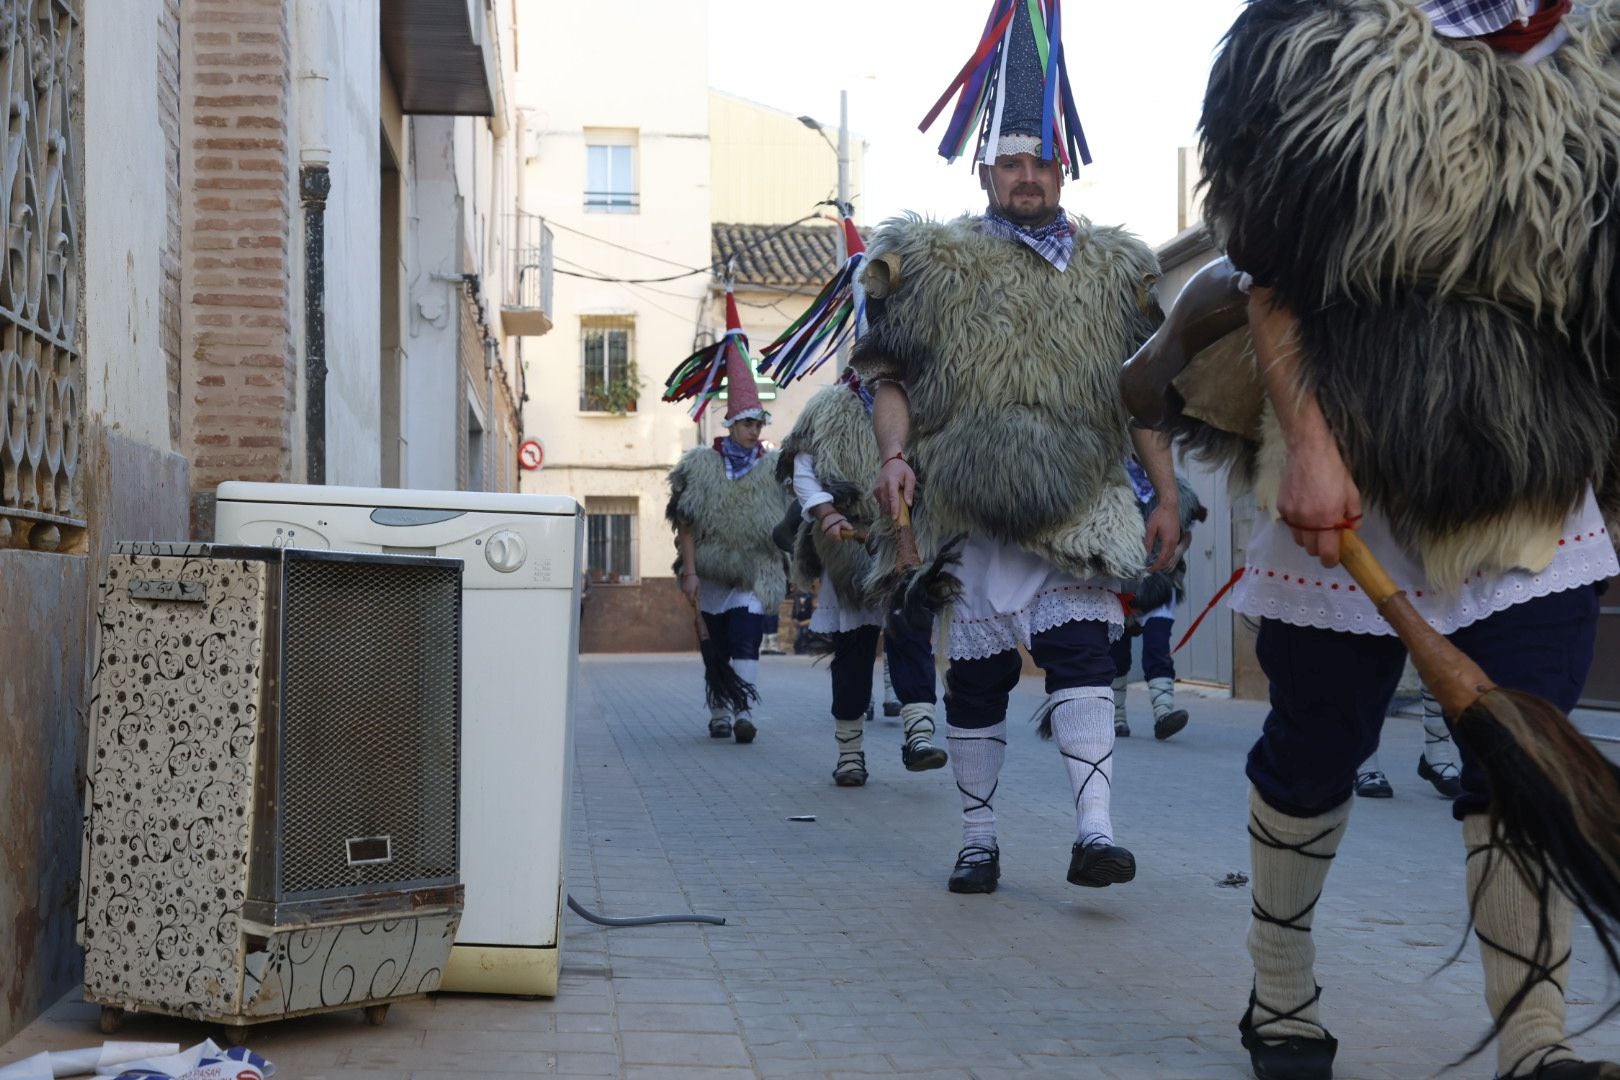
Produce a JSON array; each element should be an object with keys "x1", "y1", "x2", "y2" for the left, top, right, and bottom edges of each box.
[
  {"x1": 1046, "y1": 687, "x2": 1117, "y2": 848},
  {"x1": 1465, "y1": 815, "x2": 1576, "y2": 1077},
  {"x1": 732, "y1": 657, "x2": 759, "y2": 719},
  {"x1": 901, "y1": 702, "x2": 937, "y2": 751},
  {"x1": 946, "y1": 721, "x2": 1005, "y2": 856},
  {"x1": 834, "y1": 714, "x2": 864, "y2": 766},
  {"x1": 1111, "y1": 676, "x2": 1129, "y2": 731},
  {"x1": 1247, "y1": 786, "x2": 1350, "y2": 1041},
  {"x1": 1422, "y1": 688, "x2": 1460, "y2": 774},
  {"x1": 1147, "y1": 677, "x2": 1177, "y2": 721}
]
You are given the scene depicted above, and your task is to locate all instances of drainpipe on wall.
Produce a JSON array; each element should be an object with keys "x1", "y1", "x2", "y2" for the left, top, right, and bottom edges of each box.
[
  {"x1": 300, "y1": 165, "x2": 330, "y2": 485},
  {"x1": 296, "y1": 0, "x2": 330, "y2": 483}
]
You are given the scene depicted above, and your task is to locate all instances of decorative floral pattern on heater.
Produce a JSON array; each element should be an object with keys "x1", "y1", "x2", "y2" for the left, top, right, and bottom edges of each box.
[
  {"x1": 79, "y1": 546, "x2": 271, "y2": 1015},
  {"x1": 240, "y1": 915, "x2": 458, "y2": 1017}
]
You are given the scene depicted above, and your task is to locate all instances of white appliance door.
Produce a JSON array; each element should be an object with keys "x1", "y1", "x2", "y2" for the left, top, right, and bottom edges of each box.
[{"x1": 458, "y1": 586, "x2": 574, "y2": 945}]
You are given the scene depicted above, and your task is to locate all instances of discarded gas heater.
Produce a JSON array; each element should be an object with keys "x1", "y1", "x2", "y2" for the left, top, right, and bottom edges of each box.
[{"x1": 79, "y1": 543, "x2": 464, "y2": 1035}]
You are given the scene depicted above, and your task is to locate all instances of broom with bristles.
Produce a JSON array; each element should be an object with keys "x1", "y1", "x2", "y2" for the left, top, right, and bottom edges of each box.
[
  {"x1": 1337, "y1": 530, "x2": 1620, "y2": 1000},
  {"x1": 690, "y1": 599, "x2": 758, "y2": 717}
]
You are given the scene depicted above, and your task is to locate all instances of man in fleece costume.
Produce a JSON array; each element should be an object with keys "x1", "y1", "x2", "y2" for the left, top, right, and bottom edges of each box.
[
  {"x1": 777, "y1": 369, "x2": 946, "y2": 786},
  {"x1": 857, "y1": 0, "x2": 1181, "y2": 895},
  {"x1": 1163, "y1": 1, "x2": 1620, "y2": 1075},
  {"x1": 666, "y1": 288, "x2": 792, "y2": 745}
]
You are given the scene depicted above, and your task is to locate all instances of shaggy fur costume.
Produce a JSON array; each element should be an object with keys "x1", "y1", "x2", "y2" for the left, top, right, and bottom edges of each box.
[
  {"x1": 1184, "y1": 0, "x2": 1620, "y2": 587},
  {"x1": 775, "y1": 382, "x2": 885, "y2": 611},
  {"x1": 666, "y1": 445, "x2": 791, "y2": 611},
  {"x1": 851, "y1": 214, "x2": 1161, "y2": 583}
]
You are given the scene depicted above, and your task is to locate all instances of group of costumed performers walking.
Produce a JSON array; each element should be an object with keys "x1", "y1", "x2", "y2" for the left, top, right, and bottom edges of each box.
[{"x1": 663, "y1": 0, "x2": 1620, "y2": 1075}]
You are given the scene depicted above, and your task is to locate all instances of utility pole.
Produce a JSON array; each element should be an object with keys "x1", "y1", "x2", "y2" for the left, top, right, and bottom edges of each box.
[
  {"x1": 836, "y1": 89, "x2": 851, "y2": 365},
  {"x1": 837, "y1": 90, "x2": 850, "y2": 247}
]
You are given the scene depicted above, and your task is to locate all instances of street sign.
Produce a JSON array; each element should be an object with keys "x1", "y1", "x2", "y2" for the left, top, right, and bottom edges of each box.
[{"x1": 518, "y1": 438, "x2": 544, "y2": 471}]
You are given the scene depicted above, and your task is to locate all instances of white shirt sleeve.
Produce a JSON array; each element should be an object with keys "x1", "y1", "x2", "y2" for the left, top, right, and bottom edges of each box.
[{"x1": 791, "y1": 452, "x2": 835, "y2": 520}]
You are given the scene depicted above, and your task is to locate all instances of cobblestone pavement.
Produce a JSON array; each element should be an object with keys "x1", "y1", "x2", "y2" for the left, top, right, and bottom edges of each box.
[{"x1": 6, "y1": 653, "x2": 1620, "y2": 1079}]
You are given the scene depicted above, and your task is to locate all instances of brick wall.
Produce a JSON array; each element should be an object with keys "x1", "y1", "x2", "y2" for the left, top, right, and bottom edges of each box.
[
  {"x1": 180, "y1": 0, "x2": 296, "y2": 532},
  {"x1": 159, "y1": 0, "x2": 183, "y2": 449}
]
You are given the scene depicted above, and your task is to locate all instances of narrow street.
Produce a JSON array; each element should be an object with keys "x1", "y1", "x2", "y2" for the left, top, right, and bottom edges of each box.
[{"x1": 5, "y1": 654, "x2": 1619, "y2": 1078}]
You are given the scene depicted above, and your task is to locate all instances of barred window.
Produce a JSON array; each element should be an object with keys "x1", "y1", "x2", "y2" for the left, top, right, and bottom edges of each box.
[
  {"x1": 585, "y1": 497, "x2": 637, "y2": 584},
  {"x1": 580, "y1": 316, "x2": 636, "y2": 413}
]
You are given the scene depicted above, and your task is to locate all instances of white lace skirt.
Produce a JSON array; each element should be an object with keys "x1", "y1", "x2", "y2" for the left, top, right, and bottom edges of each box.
[
  {"x1": 947, "y1": 532, "x2": 1124, "y2": 661},
  {"x1": 809, "y1": 569, "x2": 882, "y2": 634},
  {"x1": 1232, "y1": 489, "x2": 1617, "y2": 636}
]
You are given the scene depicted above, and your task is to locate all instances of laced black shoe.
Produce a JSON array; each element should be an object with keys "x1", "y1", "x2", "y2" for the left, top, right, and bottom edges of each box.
[
  {"x1": 1417, "y1": 755, "x2": 1462, "y2": 798},
  {"x1": 833, "y1": 751, "x2": 867, "y2": 787},
  {"x1": 1067, "y1": 841, "x2": 1136, "y2": 888},
  {"x1": 1238, "y1": 987, "x2": 1337, "y2": 1080},
  {"x1": 1354, "y1": 769, "x2": 1392, "y2": 798},
  {"x1": 947, "y1": 844, "x2": 999, "y2": 894},
  {"x1": 1154, "y1": 708, "x2": 1189, "y2": 740},
  {"x1": 733, "y1": 717, "x2": 757, "y2": 744}
]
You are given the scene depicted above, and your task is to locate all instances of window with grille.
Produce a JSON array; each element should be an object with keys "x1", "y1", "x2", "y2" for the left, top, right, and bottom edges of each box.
[
  {"x1": 580, "y1": 317, "x2": 636, "y2": 413},
  {"x1": 585, "y1": 497, "x2": 637, "y2": 585},
  {"x1": 585, "y1": 129, "x2": 638, "y2": 214}
]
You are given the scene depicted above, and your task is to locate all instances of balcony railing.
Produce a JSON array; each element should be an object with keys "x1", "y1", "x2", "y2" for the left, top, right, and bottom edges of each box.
[{"x1": 503, "y1": 213, "x2": 554, "y2": 337}]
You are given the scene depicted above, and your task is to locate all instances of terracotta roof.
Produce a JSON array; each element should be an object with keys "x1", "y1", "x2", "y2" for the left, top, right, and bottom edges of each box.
[{"x1": 712, "y1": 222, "x2": 869, "y2": 289}]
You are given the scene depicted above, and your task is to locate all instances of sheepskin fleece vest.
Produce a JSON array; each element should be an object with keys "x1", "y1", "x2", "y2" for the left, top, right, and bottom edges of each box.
[
  {"x1": 666, "y1": 444, "x2": 790, "y2": 611},
  {"x1": 775, "y1": 382, "x2": 883, "y2": 610},
  {"x1": 1186, "y1": 0, "x2": 1620, "y2": 586},
  {"x1": 851, "y1": 214, "x2": 1161, "y2": 582}
]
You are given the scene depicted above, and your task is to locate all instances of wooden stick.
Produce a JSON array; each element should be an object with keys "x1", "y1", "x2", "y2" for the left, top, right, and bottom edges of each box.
[
  {"x1": 1336, "y1": 530, "x2": 1492, "y2": 718},
  {"x1": 896, "y1": 498, "x2": 920, "y2": 571}
]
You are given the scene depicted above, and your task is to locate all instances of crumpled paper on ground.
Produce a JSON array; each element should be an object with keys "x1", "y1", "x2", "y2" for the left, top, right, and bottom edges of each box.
[
  {"x1": 94, "y1": 1041, "x2": 274, "y2": 1080},
  {"x1": 0, "y1": 1041, "x2": 272, "y2": 1080},
  {"x1": 0, "y1": 1043, "x2": 179, "y2": 1079}
]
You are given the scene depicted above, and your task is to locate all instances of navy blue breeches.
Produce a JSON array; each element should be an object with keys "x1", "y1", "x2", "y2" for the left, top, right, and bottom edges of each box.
[
  {"x1": 1248, "y1": 585, "x2": 1600, "y2": 821},
  {"x1": 945, "y1": 618, "x2": 1116, "y2": 730},
  {"x1": 828, "y1": 618, "x2": 937, "y2": 721}
]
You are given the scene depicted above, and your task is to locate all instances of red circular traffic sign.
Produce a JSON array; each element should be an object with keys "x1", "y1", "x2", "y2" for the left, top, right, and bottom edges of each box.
[{"x1": 519, "y1": 438, "x2": 544, "y2": 471}]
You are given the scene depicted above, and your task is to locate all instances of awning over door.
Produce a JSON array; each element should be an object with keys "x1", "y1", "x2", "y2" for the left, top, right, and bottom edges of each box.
[{"x1": 381, "y1": 0, "x2": 496, "y2": 116}]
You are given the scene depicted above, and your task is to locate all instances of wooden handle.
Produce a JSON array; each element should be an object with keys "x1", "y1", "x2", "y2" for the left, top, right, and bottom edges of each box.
[
  {"x1": 1336, "y1": 529, "x2": 1494, "y2": 716},
  {"x1": 896, "y1": 499, "x2": 920, "y2": 570},
  {"x1": 1336, "y1": 530, "x2": 1399, "y2": 606}
]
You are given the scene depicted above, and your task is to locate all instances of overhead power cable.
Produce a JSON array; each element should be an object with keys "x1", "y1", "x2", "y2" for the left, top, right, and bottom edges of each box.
[{"x1": 552, "y1": 211, "x2": 830, "y2": 284}]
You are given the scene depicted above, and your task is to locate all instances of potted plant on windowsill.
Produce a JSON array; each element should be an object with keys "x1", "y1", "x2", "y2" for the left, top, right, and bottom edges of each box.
[{"x1": 583, "y1": 361, "x2": 643, "y2": 416}]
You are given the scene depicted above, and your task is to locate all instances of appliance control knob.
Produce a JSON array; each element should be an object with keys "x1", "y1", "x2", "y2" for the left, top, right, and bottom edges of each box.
[{"x1": 485, "y1": 530, "x2": 527, "y2": 573}]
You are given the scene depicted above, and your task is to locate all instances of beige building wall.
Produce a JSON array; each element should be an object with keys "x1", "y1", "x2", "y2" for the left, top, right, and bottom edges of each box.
[
  {"x1": 710, "y1": 90, "x2": 867, "y2": 226},
  {"x1": 516, "y1": 0, "x2": 711, "y2": 650}
]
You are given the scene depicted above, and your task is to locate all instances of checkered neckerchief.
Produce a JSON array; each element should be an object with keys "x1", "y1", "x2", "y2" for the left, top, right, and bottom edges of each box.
[
  {"x1": 716, "y1": 436, "x2": 764, "y2": 480},
  {"x1": 981, "y1": 211, "x2": 1076, "y2": 273},
  {"x1": 1418, "y1": 0, "x2": 1537, "y2": 37}
]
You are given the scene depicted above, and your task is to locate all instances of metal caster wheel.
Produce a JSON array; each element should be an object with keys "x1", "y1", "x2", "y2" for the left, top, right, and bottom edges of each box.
[
  {"x1": 98, "y1": 1006, "x2": 124, "y2": 1034},
  {"x1": 363, "y1": 1003, "x2": 390, "y2": 1027}
]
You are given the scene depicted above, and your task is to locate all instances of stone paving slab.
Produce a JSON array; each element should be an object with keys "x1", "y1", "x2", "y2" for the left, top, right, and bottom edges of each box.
[{"x1": 5, "y1": 652, "x2": 1620, "y2": 1078}]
